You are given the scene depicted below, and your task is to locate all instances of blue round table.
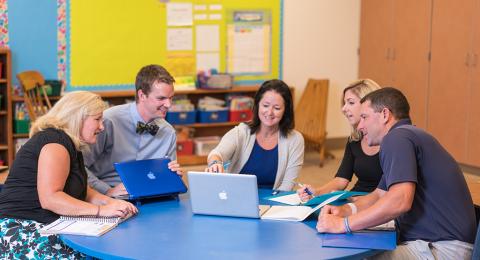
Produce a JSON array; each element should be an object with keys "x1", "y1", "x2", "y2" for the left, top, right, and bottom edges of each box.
[{"x1": 61, "y1": 189, "x2": 379, "y2": 259}]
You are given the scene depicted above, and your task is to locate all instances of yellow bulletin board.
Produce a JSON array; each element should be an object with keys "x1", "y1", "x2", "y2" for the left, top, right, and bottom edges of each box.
[{"x1": 66, "y1": 0, "x2": 282, "y2": 91}]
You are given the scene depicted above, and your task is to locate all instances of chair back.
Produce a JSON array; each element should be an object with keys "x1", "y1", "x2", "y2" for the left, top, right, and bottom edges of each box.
[
  {"x1": 295, "y1": 79, "x2": 329, "y2": 143},
  {"x1": 16, "y1": 71, "x2": 52, "y2": 121}
]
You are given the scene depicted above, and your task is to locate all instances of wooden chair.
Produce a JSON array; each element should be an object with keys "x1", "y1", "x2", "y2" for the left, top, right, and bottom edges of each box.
[
  {"x1": 16, "y1": 71, "x2": 52, "y2": 121},
  {"x1": 295, "y1": 79, "x2": 330, "y2": 167}
]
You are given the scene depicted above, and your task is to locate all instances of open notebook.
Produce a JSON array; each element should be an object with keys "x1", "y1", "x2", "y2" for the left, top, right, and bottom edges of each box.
[{"x1": 40, "y1": 214, "x2": 133, "y2": 237}]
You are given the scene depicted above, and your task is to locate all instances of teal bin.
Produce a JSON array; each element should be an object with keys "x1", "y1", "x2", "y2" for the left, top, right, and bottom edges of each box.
[{"x1": 14, "y1": 119, "x2": 30, "y2": 134}]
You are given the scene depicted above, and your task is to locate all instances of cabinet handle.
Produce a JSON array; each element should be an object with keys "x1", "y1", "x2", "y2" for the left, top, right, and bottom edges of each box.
[
  {"x1": 473, "y1": 54, "x2": 478, "y2": 67},
  {"x1": 465, "y1": 53, "x2": 471, "y2": 67}
]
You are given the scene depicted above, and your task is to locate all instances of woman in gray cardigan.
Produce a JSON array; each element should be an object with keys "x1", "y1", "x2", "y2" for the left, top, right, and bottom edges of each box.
[{"x1": 206, "y1": 79, "x2": 304, "y2": 191}]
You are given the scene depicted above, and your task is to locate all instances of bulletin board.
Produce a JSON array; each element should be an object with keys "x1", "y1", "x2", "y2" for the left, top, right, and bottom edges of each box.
[{"x1": 66, "y1": 0, "x2": 282, "y2": 91}]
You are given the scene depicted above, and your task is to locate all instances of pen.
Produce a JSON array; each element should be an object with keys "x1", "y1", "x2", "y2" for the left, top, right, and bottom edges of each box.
[
  {"x1": 223, "y1": 160, "x2": 231, "y2": 171},
  {"x1": 295, "y1": 182, "x2": 314, "y2": 196}
]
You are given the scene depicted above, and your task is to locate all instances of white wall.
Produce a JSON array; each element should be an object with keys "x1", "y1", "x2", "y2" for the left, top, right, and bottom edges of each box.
[{"x1": 283, "y1": 0, "x2": 360, "y2": 138}]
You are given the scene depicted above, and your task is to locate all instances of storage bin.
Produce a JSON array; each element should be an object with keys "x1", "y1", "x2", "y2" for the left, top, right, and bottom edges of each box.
[
  {"x1": 197, "y1": 109, "x2": 229, "y2": 123},
  {"x1": 44, "y1": 80, "x2": 62, "y2": 96},
  {"x1": 14, "y1": 119, "x2": 30, "y2": 134},
  {"x1": 177, "y1": 139, "x2": 194, "y2": 155},
  {"x1": 194, "y1": 136, "x2": 221, "y2": 156},
  {"x1": 166, "y1": 110, "x2": 196, "y2": 125},
  {"x1": 230, "y1": 110, "x2": 253, "y2": 122}
]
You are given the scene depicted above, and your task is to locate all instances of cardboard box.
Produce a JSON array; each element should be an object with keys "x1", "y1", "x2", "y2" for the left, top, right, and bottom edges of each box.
[{"x1": 194, "y1": 136, "x2": 221, "y2": 156}]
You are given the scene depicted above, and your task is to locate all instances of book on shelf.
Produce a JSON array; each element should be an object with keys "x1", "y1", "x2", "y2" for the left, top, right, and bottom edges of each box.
[
  {"x1": 266, "y1": 190, "x2": 367, "y2": 206},
  {"x1": 40, "y1": 213, "x2": 134, "y2": 237},
  {"x1": 261, "y1": 193, "x2": 343, "y2": 221}
]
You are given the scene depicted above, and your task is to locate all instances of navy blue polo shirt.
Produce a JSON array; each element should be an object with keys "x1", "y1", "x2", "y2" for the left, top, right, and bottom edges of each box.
[
  {"x1": 240, "y1": 140, "x2": 278, "y2": 188},
  {"x1": 378, "y1": 119, "x2": 476, "y2": 243}
]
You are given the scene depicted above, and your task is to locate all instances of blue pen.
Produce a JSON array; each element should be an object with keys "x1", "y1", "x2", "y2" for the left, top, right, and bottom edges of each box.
[
  {"x1": 297, "y1": 182, "x2": 314, "y2": 196},
  {"x1": 222, "y1": 160, "x2": 231, "y2": 171}
]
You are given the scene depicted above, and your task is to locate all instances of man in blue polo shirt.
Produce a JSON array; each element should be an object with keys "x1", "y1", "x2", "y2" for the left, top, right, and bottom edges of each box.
[{"x1": 316, "y1": 87, "x2": 476, "y2": 259}]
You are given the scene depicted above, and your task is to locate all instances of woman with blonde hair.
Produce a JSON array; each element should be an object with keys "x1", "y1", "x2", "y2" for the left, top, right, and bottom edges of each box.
[
  {"x1": 297, "y1": 79, "x2": 382, "y2": 200},
  {"x1": 0, "y1": 91, "x2": 137, "y2": 258}
]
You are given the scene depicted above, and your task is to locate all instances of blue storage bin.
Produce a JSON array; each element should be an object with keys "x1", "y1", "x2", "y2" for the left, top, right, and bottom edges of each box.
[
  {"x1": 166, "y1": 110, "x2": 196, "y2": 125},
  {"x1": 197, "y1": 109, "x2": 229, "y2": 123}
]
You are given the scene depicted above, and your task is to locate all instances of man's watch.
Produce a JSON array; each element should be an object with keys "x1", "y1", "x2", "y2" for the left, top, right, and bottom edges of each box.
[{"x1": 208, "y1": 160, "x2": 223, "y2": 168}]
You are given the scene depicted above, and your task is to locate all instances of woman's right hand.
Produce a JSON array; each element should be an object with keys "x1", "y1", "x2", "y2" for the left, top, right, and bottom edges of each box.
[
  {"x1": 205, "y1": 162, "x2": 225, "y2": 173},
  {"x1": 296, "y1": 184, "x2": 316, "y2": 202},
  {"x1": 99, "y1": 199, "x2": 138, "y2": 218}
]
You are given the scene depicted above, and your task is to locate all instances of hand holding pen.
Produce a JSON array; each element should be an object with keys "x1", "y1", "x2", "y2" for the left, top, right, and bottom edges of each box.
[
  {"x1": 295, "y1": 182, "x2": 316, "y2": 202},
  {"x1": 205, "y1": 160, "x2": 231, "y2": 173}
]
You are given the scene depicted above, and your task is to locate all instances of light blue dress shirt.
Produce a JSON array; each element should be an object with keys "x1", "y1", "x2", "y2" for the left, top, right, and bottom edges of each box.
[{"x1": 84, "y1": 103, "x2": 177, "y2": 194}]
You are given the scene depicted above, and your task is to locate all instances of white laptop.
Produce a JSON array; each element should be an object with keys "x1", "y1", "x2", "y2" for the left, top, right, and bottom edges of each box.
[{"x1": 187, "y1": 171, "x2": 270, "y2": 218}]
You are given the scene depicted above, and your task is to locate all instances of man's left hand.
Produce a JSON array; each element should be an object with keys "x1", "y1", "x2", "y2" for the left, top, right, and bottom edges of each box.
[
  {"x1": 168, "y1": 160, "x2": 184, "y2": 176},
  {"x1": 316, "y1": 213, "x2": 345, "y2": 233}
]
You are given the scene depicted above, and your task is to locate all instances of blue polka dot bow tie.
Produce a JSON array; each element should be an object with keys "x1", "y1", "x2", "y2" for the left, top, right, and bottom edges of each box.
[{"x1": 136, "y1": 121, "x2": 159, "y2": 136}]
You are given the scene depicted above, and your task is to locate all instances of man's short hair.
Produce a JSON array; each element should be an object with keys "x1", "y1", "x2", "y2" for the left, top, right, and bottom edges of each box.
[
  {"x1": 360, "y1": 87, "x2": 410, "y2": 120},
  {"x1": 135, "y1": 65, "x2": 175, "y2": 102}
]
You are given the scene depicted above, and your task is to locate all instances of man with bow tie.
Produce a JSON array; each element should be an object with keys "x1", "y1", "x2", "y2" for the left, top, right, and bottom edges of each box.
[{"x1": 84, "y1": 65, "x2": 184, "y2": 197}]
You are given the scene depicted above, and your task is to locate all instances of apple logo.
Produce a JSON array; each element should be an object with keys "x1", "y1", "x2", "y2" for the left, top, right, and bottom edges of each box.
[
  {"x1": 218, "y1": 190, "x2": 228, "y2": 200},
  {"x1": 147, "y1": 171, "x2": 156, "y2": 180}
]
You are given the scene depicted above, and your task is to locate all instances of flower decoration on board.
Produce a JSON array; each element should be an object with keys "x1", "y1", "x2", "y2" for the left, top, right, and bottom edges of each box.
[
  {"x1": 57, "y1": 0, "x2": 67, "y2": 82},
  {"x1": 0, "y1": 0, "x2": 9, "y2": 47}
]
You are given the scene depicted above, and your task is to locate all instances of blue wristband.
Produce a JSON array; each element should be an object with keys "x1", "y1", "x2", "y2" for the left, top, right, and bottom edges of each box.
[{"x1": 344, "y1": 217, "x2": 352, "y2": 233}]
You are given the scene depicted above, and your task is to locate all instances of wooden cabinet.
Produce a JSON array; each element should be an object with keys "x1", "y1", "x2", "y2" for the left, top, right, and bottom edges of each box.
[
  {"x1": 0, "y1": 49, "x2": 12, "y2": 167},
  {"x1": 359, "y1": 0, "x2": 432, "y2": 129},
  {"x1": 359, "y1": 0, "x2": 480, "y2": 167},
  {"x1": 8, "y1": 86, "x2": 262, "y2": 166}
]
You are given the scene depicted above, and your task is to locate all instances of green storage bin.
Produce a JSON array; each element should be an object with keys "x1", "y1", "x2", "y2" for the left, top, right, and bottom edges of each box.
[
  {"x1": 14, "y1": 119, "x2": 30, "y2": 134},
  {"x1": 44, "y1": 80, "x2": 62, "y2": 96}
]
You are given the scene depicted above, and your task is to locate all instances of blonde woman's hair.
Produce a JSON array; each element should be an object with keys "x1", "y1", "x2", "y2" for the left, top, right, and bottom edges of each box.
[
  {"x1": 342, "y1": 79, "x2": 381, "y2": 141},
  {"x1": 30, "y1": 91, "x2": 107, "y2": 150}
]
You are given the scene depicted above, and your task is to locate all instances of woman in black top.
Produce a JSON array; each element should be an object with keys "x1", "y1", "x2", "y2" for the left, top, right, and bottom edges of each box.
[
  {"x1": 298, "y1": 79, "x2": 383, "y2": 200},
  {"x1": 0, "y1": 91, "x2": 137, "y2": 259}
]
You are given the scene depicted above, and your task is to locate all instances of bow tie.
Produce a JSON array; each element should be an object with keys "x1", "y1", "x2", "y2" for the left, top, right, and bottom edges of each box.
[{"x1": 136, "y1": 121, "x2": 159, "y2": 136}]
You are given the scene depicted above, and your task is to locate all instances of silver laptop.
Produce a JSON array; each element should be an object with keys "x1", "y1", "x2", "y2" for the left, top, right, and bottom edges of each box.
[{"x1": 187, "y1": 171, "x2": 270, "y2": 218}]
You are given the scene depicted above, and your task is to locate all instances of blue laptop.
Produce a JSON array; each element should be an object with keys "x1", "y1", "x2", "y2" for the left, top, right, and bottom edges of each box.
[{"x1": 114, "y1": 158, "x2": 187, "y2": 201}]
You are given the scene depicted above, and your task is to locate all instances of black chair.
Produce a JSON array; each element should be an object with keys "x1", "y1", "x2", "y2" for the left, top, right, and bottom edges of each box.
[{"x1": 473, "y1": 205, "x2": 480, "y2": 260}]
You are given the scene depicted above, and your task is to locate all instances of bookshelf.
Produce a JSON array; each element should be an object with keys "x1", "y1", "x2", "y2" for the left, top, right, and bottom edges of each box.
[
  {"x1": 0, "y1": 48, "x2": 12, "y2": 167},
  {"x1": 8, "y1": 86, "x2": 264, "y2": 166}
]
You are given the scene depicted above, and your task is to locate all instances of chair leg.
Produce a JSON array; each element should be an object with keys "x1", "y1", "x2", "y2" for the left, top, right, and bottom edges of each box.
[{"x1": 319, "y1": 144, "x2": 326, "y2": 167}]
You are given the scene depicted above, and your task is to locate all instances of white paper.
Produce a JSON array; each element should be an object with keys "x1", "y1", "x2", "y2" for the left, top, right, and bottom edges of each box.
[
  {"x1": 167, "y1": 28, "x2": 193, "y2": 51},
  {"x1": 196, "y1": 25, "x2": 219, "y2": 52},
  {"x1": 227, "y1": 25, "x2": 270, "y2": 74},
  {"x1": 268, "y1": 193, "x2": 302, "y2": 205},
  {"x1": 209, "y1": 4, "x2": 222, "y2": 10},
  {"x1": 194, "y1": 14, "x2": 208, "y2": 21},
  {"x1": 194, "y1": 4, "x2": 207, "y2": 11},
  {"x1": 167, "y1": 3, "x2": 193, "y2": 26},
  {"x1": 196, "y1": 53, "x2": 220, "y2": 71},
  {"x1": 209, "y1": 14, "x2": 222, "y2": 20}
]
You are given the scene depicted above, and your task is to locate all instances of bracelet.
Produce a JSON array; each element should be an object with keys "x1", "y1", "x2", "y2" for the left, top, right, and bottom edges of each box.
[
  {"x1": 344, "y1": 217, "x2": 352, "y2": 233},
  {"x1": 347, "y1": 203, "x2": 357, "y2": 214},
  {"x1": 208, "y1": 160, "x2": 223, "y2": 168},
  {"x1": 96, "y1": 205, "x2": 100, "y2": 217}
]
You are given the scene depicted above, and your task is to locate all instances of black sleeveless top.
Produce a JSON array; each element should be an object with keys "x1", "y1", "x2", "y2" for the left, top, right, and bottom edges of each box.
[{"x1": 0, "y1": 128, "x2": 87, "y2": 223}]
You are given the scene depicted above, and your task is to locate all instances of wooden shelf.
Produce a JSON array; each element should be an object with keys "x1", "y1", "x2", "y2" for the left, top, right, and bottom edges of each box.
[
  {"x1": 0, "y1": 79, "x2": 6, "y2": 83},
  {"x1": 12, "y1": 95, "x2": 61, "y2": 102},
  {"x1": 178, "y1": 155, "x2": 207, "y2": 166},
  {"x1": 13, "y1": 133, "x2": 28, "y2": 138},
  {"x1": 0, "y1": 110, "x2": 6, "y2": 115},
  {"x1": 0, "y1": 145, "x2": 8, "y2": 150},
  {"x1": 178, "y1": 121, "x2": 241, "y2": 128},
  {"x1": 93, "y1": 86, "x2": 259, "y2": 98}
]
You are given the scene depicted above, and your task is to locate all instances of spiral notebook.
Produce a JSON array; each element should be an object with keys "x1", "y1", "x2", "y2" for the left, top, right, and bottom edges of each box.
[{"x1": 40, "y1": 214, "x2": 133, "y2": 237}]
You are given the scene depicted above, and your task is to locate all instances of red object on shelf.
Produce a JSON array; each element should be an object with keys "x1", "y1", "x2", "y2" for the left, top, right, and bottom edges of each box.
[
  {"x1": 177, "y1": 140, "x2": 194, "y2": 155},
  {"x1": 229, "y1": 110, "x2": 253, "y2": 122},
  {"x1": 0, "y1": 62, "x2": 3, "y2": 78}
]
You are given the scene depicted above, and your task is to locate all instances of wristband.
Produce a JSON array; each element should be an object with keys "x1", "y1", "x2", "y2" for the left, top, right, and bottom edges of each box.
[
  {"x1": 208, "y1": 160, "x2": 223, "y2": 168},
  {"x1": 344, "y1": 217, "x2": 352, "y2": 233},
  {"x1": 347, "y1": 203, "x2": 357, "y2": 214}
]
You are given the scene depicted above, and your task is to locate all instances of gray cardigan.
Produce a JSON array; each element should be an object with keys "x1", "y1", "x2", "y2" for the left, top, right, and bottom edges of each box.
[{"x1": 208, "y1": 123, "x2": 304, "y2": 191}]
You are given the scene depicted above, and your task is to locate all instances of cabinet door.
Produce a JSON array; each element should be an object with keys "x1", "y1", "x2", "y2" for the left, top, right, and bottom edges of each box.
[
  {"x1": 358, "y1": 0, "x2": 393, "y2": 86},
  {"x1": 391, "y1": 0, "x2": 432, "y2": 129},
  {"x1": 466, "y1": 2, "x2": 480, "y2": 166},
  {"x1": 428, "y1": 0, "x2": 475, "y2": 162}
]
